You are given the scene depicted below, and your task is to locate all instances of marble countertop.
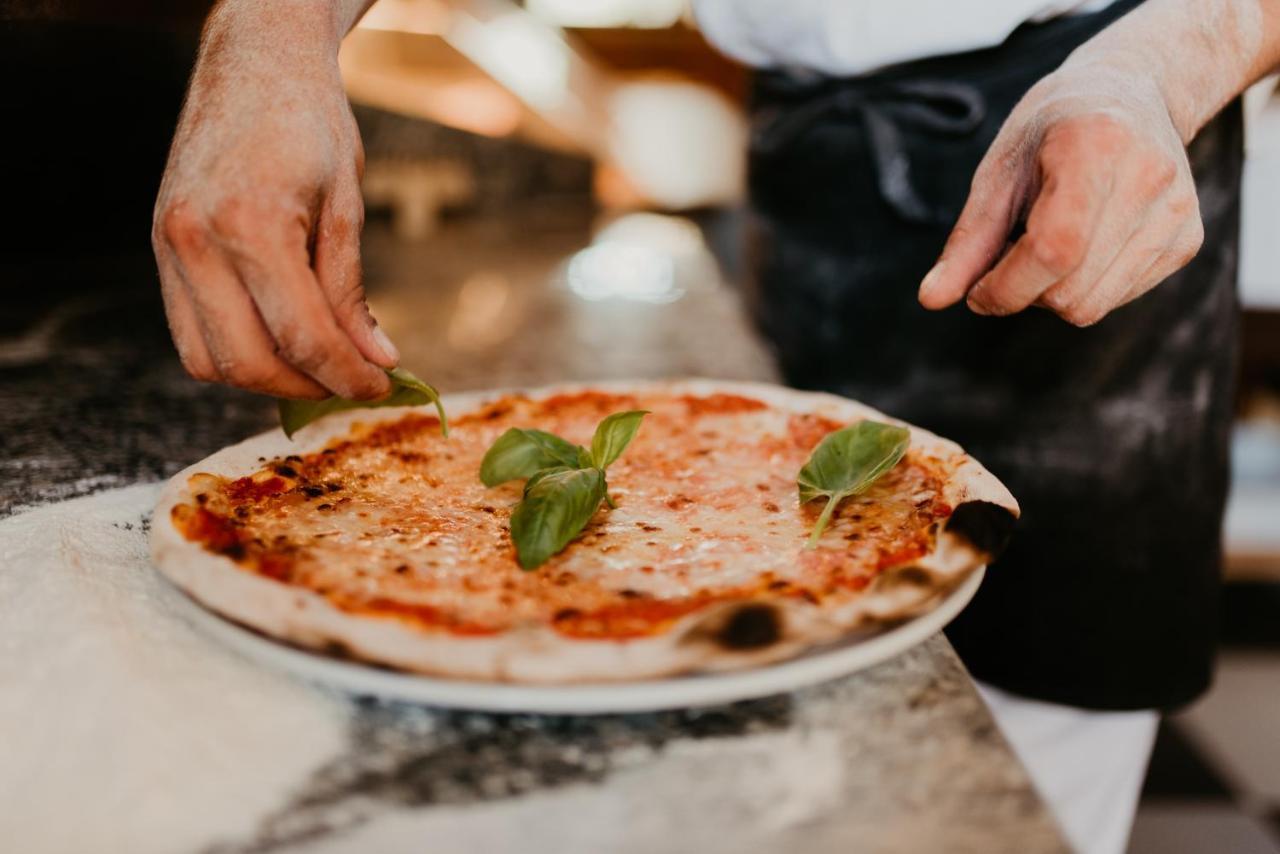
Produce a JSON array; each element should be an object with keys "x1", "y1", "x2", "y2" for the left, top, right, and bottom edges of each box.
[{"x1": 0, "y1": 205, "x2": 1068, "y2": 853}]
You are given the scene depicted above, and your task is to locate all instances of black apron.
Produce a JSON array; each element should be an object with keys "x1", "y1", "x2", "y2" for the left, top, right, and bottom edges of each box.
[{"x1": 747, "y1": 0, "x2": 1241, "y2": 711}]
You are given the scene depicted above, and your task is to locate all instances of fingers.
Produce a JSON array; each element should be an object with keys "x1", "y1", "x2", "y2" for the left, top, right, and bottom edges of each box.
[
  {"x1": 1065, "y1": 213, "x2": 1205, "y2": 323},
  {"x1": 1044, "y1": 223, "x2": 1180, "y2": 327},
  {"x1": 1033, "y1": 146, "x2": 1198, "y2": 324},
  {"x1": 928, "y1": 111, "x2": 1199, "y2": 326},
  {"x1": 217, "y1": 203, "x2": 391, "y2": 401},
  {"x1": 1027, "y1": 193, "x2": 1201, "y2": 326},
  {"x1": 917, "y1": 155, "x2": 1021, "y2": 309},
  {"x1": 155, "y1": 250, "x2": 219, "y2": 383},
  {"x1": 1117, "y1": 199, "x2": 1204, "y2": 308},
  {"x1": 158, "y1": 203, "x2": 332, "y2": 399},
  {"x1": 1040, "y1": 226, "x2": 1163, "y2": 327},
  {"x1": 965, "y1": 147, "x2": 1114, "y2": 316},
  {"x1": 312, "y1": 187, "x2": 399, "y2": 370}
]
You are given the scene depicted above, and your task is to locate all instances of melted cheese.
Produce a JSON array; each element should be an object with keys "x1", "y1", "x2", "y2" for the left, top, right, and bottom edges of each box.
[{"x1": 173, "y1": 392, "x2": 952, "y2": 639}]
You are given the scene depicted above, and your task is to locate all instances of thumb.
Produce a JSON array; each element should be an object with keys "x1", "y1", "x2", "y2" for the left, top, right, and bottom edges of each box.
[
  {"x1": 314, "y1": 195, "x2": 399, "y2": 370},
  {"x1": 918, "y1": 161, "x2": 1020, "y2": 310}
]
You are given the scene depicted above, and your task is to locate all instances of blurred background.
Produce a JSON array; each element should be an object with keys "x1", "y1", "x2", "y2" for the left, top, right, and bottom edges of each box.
[{"x1": 2, "y1": 2, "x2": 1278, "y2": 850}]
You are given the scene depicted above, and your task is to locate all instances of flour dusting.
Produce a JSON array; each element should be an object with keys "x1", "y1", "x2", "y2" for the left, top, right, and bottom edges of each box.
[{"x1": 0, "y1": 485, "x2": 348, "y2": 854}]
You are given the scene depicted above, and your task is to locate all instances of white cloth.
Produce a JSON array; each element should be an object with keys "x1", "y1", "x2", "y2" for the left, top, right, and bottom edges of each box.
[
  {"x1": 692, "y1": 0, "x2": 1116, "y2": 76},
  {"x1": 978, "y1": 682, "x2": 1158, "y2": 854}
]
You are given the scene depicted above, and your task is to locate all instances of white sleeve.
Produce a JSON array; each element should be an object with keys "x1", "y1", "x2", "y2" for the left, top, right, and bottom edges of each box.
[{"x1": 691, "y1": 0, "x2": 1114, "y2": 76}]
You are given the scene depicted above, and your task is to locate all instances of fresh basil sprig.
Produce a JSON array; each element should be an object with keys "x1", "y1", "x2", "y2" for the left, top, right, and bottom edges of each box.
[
  {"x1": 797, "y1": 420, "x2": 911, "y2": 548},
  {"x1": 277, "y1": 367, "x2": 448, "y2": 440},
  {"x1": 481, "y1": 409, "x2": 649, "y2": 569},
  {"x1": 509, "y1": 467, "x2": 607, "y2": 570},
  {"x1": 479, "y1": 429, "x2": 587, "y2": 486}
]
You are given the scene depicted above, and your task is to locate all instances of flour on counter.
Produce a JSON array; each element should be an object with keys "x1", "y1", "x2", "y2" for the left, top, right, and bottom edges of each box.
[{"x1": 0, "y1": 484, "x2": 348, "y2": 854}]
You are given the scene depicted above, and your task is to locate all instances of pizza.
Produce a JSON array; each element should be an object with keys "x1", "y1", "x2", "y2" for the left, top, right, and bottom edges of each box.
[{"x1": 151, "y1": 380, "x2": 1018, "y2": 682}]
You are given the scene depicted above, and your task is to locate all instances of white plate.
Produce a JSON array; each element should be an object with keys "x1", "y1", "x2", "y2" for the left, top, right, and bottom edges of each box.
[{"x1": 171, "y1": 567, "x2": 984, "y2": 714}]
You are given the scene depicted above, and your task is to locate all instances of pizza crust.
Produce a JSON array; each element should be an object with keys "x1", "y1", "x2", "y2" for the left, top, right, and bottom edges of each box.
[{"x1": 151, "y1": 379, "x2": 1017, "y2": 683}]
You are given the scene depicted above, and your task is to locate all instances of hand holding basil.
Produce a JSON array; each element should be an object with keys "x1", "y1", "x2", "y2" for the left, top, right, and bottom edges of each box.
[
  {"x1": 481, "y1": 410, "x2": 649, "y2": 569},
  {"x1": 797, "y1": 420, "x2": 911, "y2": 548},
  {"x1": 277, "y1": 367, "x2": 448, "y2": 440}
]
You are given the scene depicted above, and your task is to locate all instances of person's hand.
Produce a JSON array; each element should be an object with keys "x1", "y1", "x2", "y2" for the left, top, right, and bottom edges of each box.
[
  {"x1": 152, "y1": 5, "x2": 394, "y2": 400},
  {"x1": 917, "y1": 57, "x2": 1203, "y2": 327}
]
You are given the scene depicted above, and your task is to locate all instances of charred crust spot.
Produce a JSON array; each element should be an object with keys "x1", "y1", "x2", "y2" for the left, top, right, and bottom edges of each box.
[
  {"x1": 234, "y1": 506, "x2": 249, "y2": 519},
  {"x1": 321, "y1": 448, "x2": 337, "y2": 456},
  {"x1": 394, "y1": 564, "x2": 410, "y2": 574},
  {"x1": 619, "y1": 589, "x2": 643, "y2": 599},
  {"x1": 553, "y1": 608, "x2": 582, "y2": 622},
  {"x1": 762, "y1": 502, "x2": 780, "y2": 513},
  {"x1": 884, "y1": 566, "x2": 933, "y2": 588},
  {"x1": 301, "y1": 485, "x2": 325, "y2": 498},
  {"x1": 285, "y1": 455, "x2": 303, "y2": 463},
  {"x1": 325, "y1": 482, "x2": 343, "y2": 492},
  {"x1": 718, "y1": 603, "x2": 782, "y2": 650},
  {"x1": 945, "y1": 501, "x2": 1017, "y2": 559},
  {"x1": 767, "y1": 579, "x2": 789, "y2": 591},
  {"x1": 481, "y1": 401, "x2": 513, "y2": 420},
  {"x1": 273, "y1": 465, "x2": 298, "y2": 478},
  {"x1": 316, "y1": 503, "x2": 333, "y2": 511},
  {"x1": 323, "y1": 639, "x2": 353, "y2": 659},
  {"x1": 195, "y1": 493, "x2": 209, "y2": 505},
  {"x1": 219, "y1": 542, "x2": 246, "y2": 561}
]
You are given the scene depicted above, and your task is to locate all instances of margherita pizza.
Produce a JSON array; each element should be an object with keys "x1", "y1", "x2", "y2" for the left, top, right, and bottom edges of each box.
[{"x1": 151, "y1": 380, "x2": 1018, "y2": 682}]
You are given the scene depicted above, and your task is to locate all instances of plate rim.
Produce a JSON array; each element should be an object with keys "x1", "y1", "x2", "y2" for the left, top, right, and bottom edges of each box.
[{"x1": 168, "y1": 567, "x2": 984, "y2": 714}]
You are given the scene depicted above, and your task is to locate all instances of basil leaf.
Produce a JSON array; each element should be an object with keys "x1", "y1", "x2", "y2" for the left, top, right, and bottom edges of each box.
[
  {"x1": 509, "y1": 467, "x2": 607, "y2": 569},
  {"x1": 522, "y1": 465, "x2": 574, "y2": 496},
  {"x1": 480, "y1": 429, "x2": 584, "y2": 487},
  {"x1": 589, "y1": 410, "x2": 650, "y2": 470},
  {"x1": 277, "y1": 367, "x2": 448, "y2": 440},
  {"x1": 526, "y1": 430, "x2": 589, "y2": 469},
  {"x1": 797, "y1": 420, "x2": 910, "y2": 548}
]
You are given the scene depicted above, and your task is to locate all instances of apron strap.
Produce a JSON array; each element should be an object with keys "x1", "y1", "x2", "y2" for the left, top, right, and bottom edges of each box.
[{"x1": 752, "y1": 79, "x2": 986, "y2": 224}]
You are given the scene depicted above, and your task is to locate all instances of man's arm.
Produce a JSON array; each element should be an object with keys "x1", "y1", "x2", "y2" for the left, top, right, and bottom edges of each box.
[
  {"x1": 919, "y1": 0, "x2": 1280, "y2": 326},
  {"x1": 153, "y1": 0, "x2": 393, "y2": 400}
]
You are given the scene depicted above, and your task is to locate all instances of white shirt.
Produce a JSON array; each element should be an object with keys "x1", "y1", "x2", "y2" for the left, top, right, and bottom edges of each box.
[{"x1": 692, "y1": 0, "x2": 1116, "y2": 77}]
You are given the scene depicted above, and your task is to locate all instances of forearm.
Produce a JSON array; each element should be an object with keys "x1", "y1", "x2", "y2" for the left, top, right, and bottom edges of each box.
[
  {"x1": 1068, "y1": 0, "x2": 1280, "y2": 144},
  {"x1": 201, "y1": 0, "x2": 378, "y2": 60},
  {"x1": 178, "y1": 0, "x2": 379, "y2": 147}
]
